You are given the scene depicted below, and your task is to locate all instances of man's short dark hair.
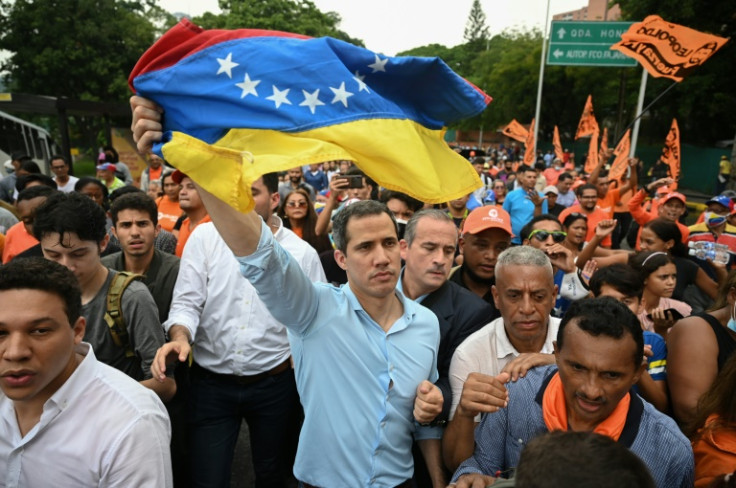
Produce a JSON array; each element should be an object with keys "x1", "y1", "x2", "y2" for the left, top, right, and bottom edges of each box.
[
  {"x1": 0, "y1": 257, "x2": 82, "y2": 326},
  {"x1": 576, "y1": 183, "x2": 598, "y2": 197},
  {"x1": 50, "y1": 154, "x2": 68, "y2": 166},
  {"x1": 558, "y1": 172, "x2": 573, "y2": 182},
  {"x1": 558, "y1": 297, "x2": 644, "y2": 368},
  {"x1": 33, "y1": 192, "x2": 107, "y2": 245},
  {"x1": 514, "y1": 431, "x2": 655, "y2": 488},
  {"x1": 18, "y1": 160, "x2": 41, "y2": 174},
  {"x1": 109, "y1": 185, "x2": 143, "y2": 203},
  {"x1": 261, "y1": 172, "x2": 279, "y2": 194},
  {"x1": 589, "y1": 263, "x2": 644, "y2": 300},
  {"x1": 332, "y1": 200, "x2": 396, "y2": 253},
  {"x1": 111, "y1": 192, "x2": 158, "y2": 226},
  {"x1": 534, "y1": 162, "x2": 546, "y2": 171},
  {"x1": 16, "y1": 173, "x2": 57, "y2": 192},
  {"x1": 519, "y1": 165, "x2": 535, "y2": 174},
  {"x1": 520, "y1": 214, "x2": 561, "y2": 242},
  {"x1": 17, "y1": 185, "x2": 57, "y2": 203},
  {"x1": 379, "y1": 190, "x2": 423, "y2": 213}
]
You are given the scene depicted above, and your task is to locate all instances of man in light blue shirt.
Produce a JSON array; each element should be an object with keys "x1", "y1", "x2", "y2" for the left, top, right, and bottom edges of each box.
[
  {"x1": 153, "y1": 195, "x2": 444, "y2": 487},
  {"x1": 503, "y1": 165, "x2": 548, "y2": 244}
]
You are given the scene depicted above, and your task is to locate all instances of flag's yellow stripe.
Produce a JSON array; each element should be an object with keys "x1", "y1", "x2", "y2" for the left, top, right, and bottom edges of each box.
[{"x1": 161, "y1": 117, "x2": 482, "y2": 213}]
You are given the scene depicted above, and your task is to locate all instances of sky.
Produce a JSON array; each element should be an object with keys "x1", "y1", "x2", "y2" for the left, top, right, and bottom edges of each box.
[{"x1": 161, "y1": 0, "x2": 589, "y2": 55}]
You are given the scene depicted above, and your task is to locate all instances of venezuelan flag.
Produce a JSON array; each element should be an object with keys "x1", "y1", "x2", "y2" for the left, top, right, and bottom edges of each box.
[{"x1": 129, "y1": 20, "x2": 491, "y2": 213}]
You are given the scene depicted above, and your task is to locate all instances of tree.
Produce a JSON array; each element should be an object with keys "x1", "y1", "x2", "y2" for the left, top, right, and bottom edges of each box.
[
  {"x1": 0, "y1": 0, "x2": 171, "y2": 102},
  {"x1": 463, "y1": 0, "x2": 490, "y2": 47},
  {"x1": 195, "y1": 0, "x2": 363, "y2": 46}
]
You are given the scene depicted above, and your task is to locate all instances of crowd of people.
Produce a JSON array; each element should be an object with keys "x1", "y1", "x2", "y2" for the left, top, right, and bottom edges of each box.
[{"x1": 0, "y1": 100, "x2": 733, "y2": 488}]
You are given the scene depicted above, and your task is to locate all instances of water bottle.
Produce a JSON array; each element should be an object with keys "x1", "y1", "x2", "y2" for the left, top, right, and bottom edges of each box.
[
  {"x1": 688, "y1": 245, "x2": 730, "y2": 265},
  {"x1": 688, "y1": 241, "x2": 729, "y2": 253}
]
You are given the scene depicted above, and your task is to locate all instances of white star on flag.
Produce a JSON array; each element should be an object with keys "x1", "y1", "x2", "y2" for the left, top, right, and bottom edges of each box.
[
  {"x1": 329, "y1": 82, "x2": 353, "y2": 108},
  {"x1": 216, "y1": 52, "x2": 239, "y2": 79},
  {"x1": 235, "y1": 73, "x2": 261, "y2": 98},
  {"x1": 353, "y1": 71, "x2": 369, "y2": 93},
  {"x1": 266, "y1": 85, "x2": 292, "y2": 108},
  {"x1": 367, "y1": 54, "x2": 388, "y2": 73},
  {"x1": 299, "y1": 89, "x2": 325, "y2": 114}
]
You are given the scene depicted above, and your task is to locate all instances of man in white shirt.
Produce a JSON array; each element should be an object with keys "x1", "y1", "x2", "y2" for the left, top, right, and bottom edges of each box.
[
  {"x1": 0, "y1": 257, "x2": 172, "y2": 487},
  {"x1": 49, "y1": 155, "x2": 79, "y2": 193},
  {"x1": 153, "y1": 173, "x2": 326, "y2": 487},
  {"x1": 442, "y1": 246, "x2": 559, "y2": 471}
]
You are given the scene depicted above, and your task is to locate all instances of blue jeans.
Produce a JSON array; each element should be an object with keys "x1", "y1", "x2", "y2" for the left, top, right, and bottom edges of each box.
[{"x1": 188, "y1": 365, "x2": 299, "y2": 488}]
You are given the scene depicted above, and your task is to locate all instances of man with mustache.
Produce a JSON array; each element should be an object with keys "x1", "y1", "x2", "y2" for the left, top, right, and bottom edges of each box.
[
  {"x1": 450, "y1": 297, "x2": 693, "y2": 488},
  {"x1": 443, "y1": 246, "x2": 559, "y2": 472}
]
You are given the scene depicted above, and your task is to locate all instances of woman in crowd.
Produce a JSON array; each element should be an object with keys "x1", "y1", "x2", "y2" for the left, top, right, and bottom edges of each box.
[
  {"x1": 577, "y1": 218, "x2": 723, "y2": 305},
  {"x1": 561, "y1": 212, "x2": 587, "y2": 259},
  {"x1": 687, "y1": 354, "x2": 736, "y2": 487},
  {"x1": 668, "y1": 271, "x2": 736, "y2": 424},
  {"x1": 278, "y1": 188, "x2": 332, "y2": 254},
  {"x1": 630, "y1": 251, "x2": 692, "y2": 335},
  {"x1": 492, "y1": 180, "x2": 507, "y2": 206},
  {"x1": 75, "y1": 176, "x2": 109, "y2": 210}
]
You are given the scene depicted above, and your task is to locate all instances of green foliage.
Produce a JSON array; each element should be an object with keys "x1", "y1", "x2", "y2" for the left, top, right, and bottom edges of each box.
[
  {"x1": 0, "y1": 0, "x2": 172, "y2": 102},
  {"x1": 194, "y1": 0, "x2": 363, "y2": 46}
]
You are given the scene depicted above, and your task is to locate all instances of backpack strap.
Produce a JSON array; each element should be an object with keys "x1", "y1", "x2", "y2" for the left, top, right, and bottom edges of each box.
[{"x1": 104, "y1": 271, "x2": 142, "y2": 359}]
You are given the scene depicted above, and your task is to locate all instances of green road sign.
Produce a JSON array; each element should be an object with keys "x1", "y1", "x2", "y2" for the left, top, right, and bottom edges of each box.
[{"x1": 547, "y1": 21, "x2": 637, "y2": 67}]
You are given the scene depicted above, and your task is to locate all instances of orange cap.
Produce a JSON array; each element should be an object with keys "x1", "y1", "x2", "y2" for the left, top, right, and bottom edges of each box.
[
  {"x1": 660, "y1": 192, "x2": 686, "y2": 205},
  {"x1": 462, "y1": 206, "x2": 513, "y2": 237}
]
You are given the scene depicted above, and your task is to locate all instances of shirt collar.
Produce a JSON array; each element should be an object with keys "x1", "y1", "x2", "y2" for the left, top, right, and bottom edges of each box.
[
  {"x1": 45, "y1": 343, "x2": 95, "y2": 414},
  {"x1": 343, "y1": 281, "x2": 416, "y2": 334},
  {"x1": 495, "y1": 316, "x2": 557, "y2": 359}
]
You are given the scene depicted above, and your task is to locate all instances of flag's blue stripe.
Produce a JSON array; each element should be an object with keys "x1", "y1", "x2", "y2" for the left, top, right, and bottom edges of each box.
[{"x1": 134, "y1": 36, "x2": 487, "y2": 145}]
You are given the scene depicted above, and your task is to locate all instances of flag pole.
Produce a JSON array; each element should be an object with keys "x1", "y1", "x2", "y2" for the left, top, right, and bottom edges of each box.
[
  {"x1": 629, "y1": 69, "x2": 648, "y2": 157},
  {"x1": 626, "y1": 74, "x2": 679, "y2": 155},
  {"x1": 533, "y1": 0, "x2": 551, "y2": 156}
]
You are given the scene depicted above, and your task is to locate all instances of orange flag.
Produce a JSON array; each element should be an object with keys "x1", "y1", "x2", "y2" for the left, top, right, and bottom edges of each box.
[
  {"x1": 609, "y1": 129, "x2": 631, "y2": 182},
  {"x1": 553, "y1": 126, "x2": 564, "y2": 161},
  {"x1": 575, "y1": 95, "x2": 599, "y2": 140},
  {"x1": 584, "y1": 128, "x2": 599, "y2": 174},
  {"x1": 523, "y1": 119, "x2": 536, "y2": 166},
  {"x1": 611, "y1": 15, "x2": 729, "y2": 82},
  {"x1": 661, "y1": 119, "x2": 681, "y2": 190},
  {"x1": 503, "y1": 119, "x2": 530, "y2": 143}
]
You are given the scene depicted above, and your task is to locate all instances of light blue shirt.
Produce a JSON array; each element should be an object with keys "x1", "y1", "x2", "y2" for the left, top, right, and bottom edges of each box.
[
  {"x1": 503, "y1": 188, "x2": 548, "y2": 244},
  {"x1": 236, "y1": 221, "x2": 441, "y2": 487}
]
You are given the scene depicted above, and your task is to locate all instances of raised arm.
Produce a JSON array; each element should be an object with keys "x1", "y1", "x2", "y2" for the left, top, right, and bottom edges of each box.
[{"x1": 131, "y1": 95, "x2": 262, "y2": 257}]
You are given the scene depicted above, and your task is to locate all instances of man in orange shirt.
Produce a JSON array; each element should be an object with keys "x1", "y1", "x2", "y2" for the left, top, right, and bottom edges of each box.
[
  {"x1": 558, "y1": 184, "x2": 612, "y2": 247},
  {"x1": 173, "y1": 170, "x2": 210, "y2": 257},
  {"x1": 588, "y1": 158, "x2": 638, "y2": 218},
  {"x1": 628, "y1": 178, "x2": 689, "y2": 248}
]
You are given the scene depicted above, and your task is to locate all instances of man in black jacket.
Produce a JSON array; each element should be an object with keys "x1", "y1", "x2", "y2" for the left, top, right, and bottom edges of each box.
[{"x1": 398, "y1": 209, "x2": 495, "y2": 485}]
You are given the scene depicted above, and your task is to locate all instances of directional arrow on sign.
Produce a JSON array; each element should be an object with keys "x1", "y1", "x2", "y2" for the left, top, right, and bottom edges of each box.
[
  {"x1": 557, "y1": 27, "x2": 566, "y2": 39},
  {"x1": 553, "y1": 49, "x2": 564, "y2": 58}
]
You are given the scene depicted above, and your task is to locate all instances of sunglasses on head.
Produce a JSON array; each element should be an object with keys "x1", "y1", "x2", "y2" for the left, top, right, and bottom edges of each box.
[{"x1": 528, "y1": 229, "x2": 567, "y2": 243}]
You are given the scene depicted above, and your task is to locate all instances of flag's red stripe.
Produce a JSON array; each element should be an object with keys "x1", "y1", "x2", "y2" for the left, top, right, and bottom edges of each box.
[{"x1": 129, "y1": 19, "x2": 309, "y2": 91}]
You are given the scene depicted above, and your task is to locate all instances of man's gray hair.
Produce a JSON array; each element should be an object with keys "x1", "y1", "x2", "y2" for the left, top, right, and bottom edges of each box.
[
  {"x1": 495, "y1": 246, "x2": 553, "y2": 278},
  {"x1": 404, "y1": 209, "x2": 455, "y2": 246}
]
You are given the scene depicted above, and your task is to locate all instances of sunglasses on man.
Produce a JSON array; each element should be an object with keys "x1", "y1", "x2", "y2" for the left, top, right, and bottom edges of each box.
[{"x1": 528, "y1": 229, "x2": 567, "y2": 243}]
